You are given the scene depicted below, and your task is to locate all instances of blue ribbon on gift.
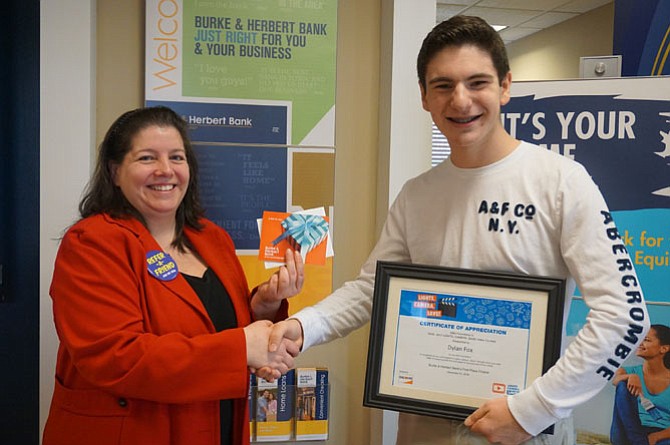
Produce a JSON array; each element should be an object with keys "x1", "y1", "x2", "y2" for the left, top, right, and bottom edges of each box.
[{"x1": 271, "y1": 214, "x2": 329, "y2": 255}]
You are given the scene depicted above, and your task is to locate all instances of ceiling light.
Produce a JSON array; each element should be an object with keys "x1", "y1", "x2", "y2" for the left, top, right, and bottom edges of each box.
[{"x1": 492, "y1": 25, "x2": 507, "y2": 31}]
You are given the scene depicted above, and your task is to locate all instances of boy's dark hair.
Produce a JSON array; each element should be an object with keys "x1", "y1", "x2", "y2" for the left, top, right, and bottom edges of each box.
[
  {"x1": 417, "y1": 15, "x2": 510, "y2": 90},
  {"x1": 79, "y1": 106, "x2": 204, "y2": 249}
]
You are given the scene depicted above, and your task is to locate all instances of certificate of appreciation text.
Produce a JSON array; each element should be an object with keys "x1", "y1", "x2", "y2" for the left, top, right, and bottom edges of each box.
[{"x1": 392, "y1": 290, "x2": 531, "y2": 400}]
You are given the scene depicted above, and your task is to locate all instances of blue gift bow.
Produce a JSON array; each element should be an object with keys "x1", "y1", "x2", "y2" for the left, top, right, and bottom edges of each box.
[{"x1": 271, "y1": 214, "x2": 329, "y2": 254}]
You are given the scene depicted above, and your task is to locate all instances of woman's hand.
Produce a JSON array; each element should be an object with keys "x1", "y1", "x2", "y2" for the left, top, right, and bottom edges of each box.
[
  {"x1": 626, "y1": 374, "x2": 642, "y2": 397},
  {"x1": 251, "y1": 249, "x2": 304, "y2": 320},
  {"x1": 268, "y1": 318, "x2": 304, "y2": 352},
  {"x1": 254, "y1": 319, "x2": 304, "y2": 380},
  {"x1": 243, "y1": 320, "x2": 300, "y2": 380},
  {"x1": 648, "y1": 428, "x2": 670, "y2": 445}
]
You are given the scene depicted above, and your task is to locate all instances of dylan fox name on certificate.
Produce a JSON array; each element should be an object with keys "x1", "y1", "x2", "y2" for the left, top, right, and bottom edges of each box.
[{"x1": 392, "y1": 290, "x2": 533, "y2": 400}]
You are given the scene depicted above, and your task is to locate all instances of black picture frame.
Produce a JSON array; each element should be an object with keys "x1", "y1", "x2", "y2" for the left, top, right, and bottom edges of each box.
[{"x1": 363, "y1": 261, "x2": 565, "y2": 422}]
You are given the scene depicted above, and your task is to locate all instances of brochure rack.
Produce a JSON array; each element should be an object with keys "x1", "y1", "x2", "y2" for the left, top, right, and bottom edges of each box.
[{"x1": 250, "y1": 369, "x2": 330, "y2": 442}]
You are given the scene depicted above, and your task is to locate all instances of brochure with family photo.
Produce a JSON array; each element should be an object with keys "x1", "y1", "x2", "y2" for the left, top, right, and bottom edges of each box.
[{"x1": 255, "y1": 371, "x2": 295, "y2": 442}]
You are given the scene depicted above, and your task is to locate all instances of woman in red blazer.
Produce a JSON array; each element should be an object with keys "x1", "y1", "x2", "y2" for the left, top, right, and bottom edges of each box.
[{"x1": 43, "y1": 106, "x2": 303, "y2": 445}]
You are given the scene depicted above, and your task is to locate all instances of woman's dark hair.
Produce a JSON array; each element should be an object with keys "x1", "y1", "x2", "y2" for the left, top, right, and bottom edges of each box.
[
  {"x1": 417, "y1": 15, "x2": 510, "y2": 90},
  {"x1": 650, "y1": 324, "x2": 670, "y2": 369},
  {"x1": 79, "y1": 106, "x2": 204, "y2": 249}
]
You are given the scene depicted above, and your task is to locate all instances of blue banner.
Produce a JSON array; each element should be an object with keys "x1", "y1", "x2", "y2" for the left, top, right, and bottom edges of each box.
[
  {"x1": 146, "y1": 100, "x2": 288, "y2": 144},
  {"x1": 504, "y1": 87, "x2": 670, "y2": 303},
  {"x1": 194, "y1": 144, "x2": 287, "y2": 250},
  {"x1": 144, "y1": 100, "x2": 289, "y2": 250},
  {"x1": 508, "y1": 78, "x2": 670, "y2": 441},
  {"x1": 614, "y1": 0, "x2": 670, "y2": 76},
  {"x1": 503, "y1": 94, "x2": 670, "y2": 211}
]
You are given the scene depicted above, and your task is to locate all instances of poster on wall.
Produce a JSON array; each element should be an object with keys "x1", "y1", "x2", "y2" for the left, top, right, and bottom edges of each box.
[
  {"x1": 145, "y1": 0, "x2": 337, "y2": 311},
  {"x1": 504, "y1": 76, "x2": 670, "y2": 444}
]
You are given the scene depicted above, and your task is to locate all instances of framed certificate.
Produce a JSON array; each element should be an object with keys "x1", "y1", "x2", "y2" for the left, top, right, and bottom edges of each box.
[{"x1": 363, "y1": 261, "x2": 565, "y2": 421}]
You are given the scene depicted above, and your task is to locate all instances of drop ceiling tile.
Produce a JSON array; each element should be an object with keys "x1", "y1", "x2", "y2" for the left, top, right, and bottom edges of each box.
[
  {"x1": 435, "y1": 0, "x2": 480, "y2": 6},
  {"x1": 499, "y1": 26, "x2": 543, "y2": 41},
  {"x1": 465, "y1": 7, "x2": 542, "y2": 27},
  {"x1": 477, "y1": 0, "x2": 568, "y2": 11},
  {"x1": 523, "y1": 11, "x2": 579, "y2": 28},
  {"x1": 556, "y1": 0, "x2": 612, "y2": 13},
  {"x1": 436, "y1": 4, "x2": 471, "y2": 19},
  {"x1": 434, "y1": 0, "x2": 613, "y2": 44}
]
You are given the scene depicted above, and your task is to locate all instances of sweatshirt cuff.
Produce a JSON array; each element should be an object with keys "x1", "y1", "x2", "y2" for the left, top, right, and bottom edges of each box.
[
  {"x1": 507, "y1": 384, "x2": 562, "y2": 437},
  {"x1": 291, "y1": 306, "x2": 320, "y2": 351}
]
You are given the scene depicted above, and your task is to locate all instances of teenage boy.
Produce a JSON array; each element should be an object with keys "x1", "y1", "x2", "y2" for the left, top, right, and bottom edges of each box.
[{"x1": 266, "y1": 15, "x2": 649, "y2": 444}]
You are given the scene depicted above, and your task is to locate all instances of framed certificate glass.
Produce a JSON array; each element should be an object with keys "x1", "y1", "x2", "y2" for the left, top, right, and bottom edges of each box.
[{"x1": 363, "y1": 261, "x2": 565, "y2": 421}]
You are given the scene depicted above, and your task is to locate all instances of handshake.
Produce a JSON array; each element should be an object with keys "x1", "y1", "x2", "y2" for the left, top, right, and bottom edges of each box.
[
  {"x1": 244, "y1": 249, "x2": 306, "y2": 381},
  {"x1": 243, "y1": 318, "x2": 304, "y2": 382}
]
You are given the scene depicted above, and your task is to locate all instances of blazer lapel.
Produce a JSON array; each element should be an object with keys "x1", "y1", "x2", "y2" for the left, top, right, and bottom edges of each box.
[
  {"x1": 186, "y1": 224, "x2": 252, "y2": 327},
  {"x1": 116, "y1": 217, "x2": 214, "y2": 328}
]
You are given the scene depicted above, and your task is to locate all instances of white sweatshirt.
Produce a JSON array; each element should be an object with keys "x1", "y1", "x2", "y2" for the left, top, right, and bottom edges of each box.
[{"x1": 294, "y1": 141, "x2": 649, "y2": 435}]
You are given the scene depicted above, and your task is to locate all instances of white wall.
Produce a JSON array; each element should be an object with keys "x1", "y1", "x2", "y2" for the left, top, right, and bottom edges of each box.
[
  {"x1": 507, "y1": 4, "x2": 614, "y2": 81},
  {"x1": 374, "y1": 0, "x2": 435, "y2": 443},
  {"x1": 376, "y1": 0, "x2": 434, "y2": 234},
  {"x1": 39, "y1": 0, "x2": 95, "y2": 437}
]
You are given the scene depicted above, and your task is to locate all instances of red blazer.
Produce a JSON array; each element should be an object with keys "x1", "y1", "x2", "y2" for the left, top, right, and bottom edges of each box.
[{"x1": 43, "y1": 214, "x2": 288, "y2": 445}]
